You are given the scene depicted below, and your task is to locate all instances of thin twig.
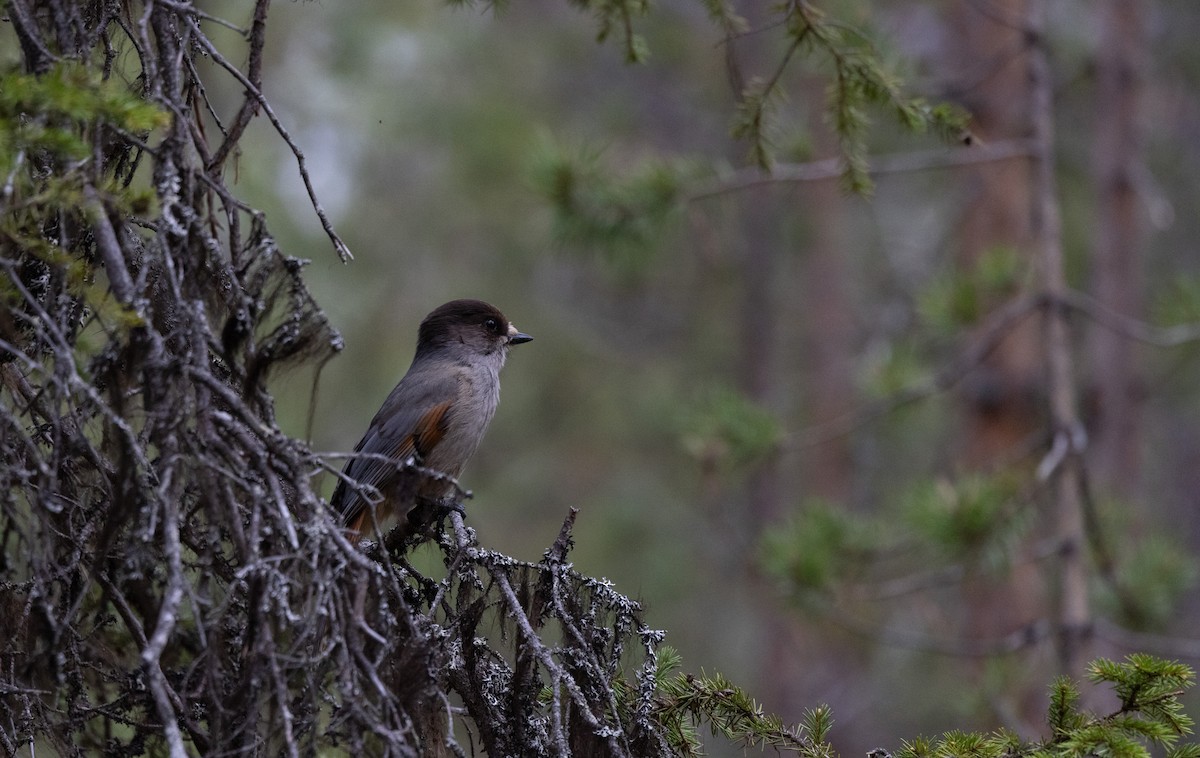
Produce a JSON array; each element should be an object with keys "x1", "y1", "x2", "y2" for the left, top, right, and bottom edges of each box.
[
  {"x1": 784, "y1": 287, "x2": 1200, "y2": 450},
  {"x1": 784, "y1": 293, "x2": 1042, "y2": 448},
  {"x1": 188, "y1": 19, "x2": 353, "y2": 262},
  {"x1": 1094, "y1": 620, "x2": 1200, "y2": 660},
  {"x1": 1061, "y1": 289, "x2": 1200, "y2": 347},
  {"x1": 83, "y1": 184, "x2": 136, "y2": 304},
  {"x1": 688, "y1": 139, "x2": 1038, "y2": 201},
  {"x1": 206, "y1": 0, "x2": 269, "y2": 169},
  {"x1": 140, "y1": 467, "x2": 189, "y2": 758},
  {"x1": 827, "y1": 608, "x2": 1054, "y2": 658}
]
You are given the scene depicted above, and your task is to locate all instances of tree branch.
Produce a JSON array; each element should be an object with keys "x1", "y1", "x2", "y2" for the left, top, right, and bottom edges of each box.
[
  {"x1": 688, "y1": 139, "x2": 1037, "y2": 201},
  {"x1": 188, "y1": 18, "x2": 353, "y2": 262}
]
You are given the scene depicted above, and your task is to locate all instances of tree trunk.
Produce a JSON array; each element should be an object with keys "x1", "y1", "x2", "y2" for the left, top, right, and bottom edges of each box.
[
  {"x1": 801, "y1": 149, "x2": 857, "y2": 503},
  {"x1": 737, "y1": 187, "x2": 794, "y2": 713},
  {"x1": 1028, "y1": 0, "x2": 1093, "y2": 681},
  {"x1": 946, "y1": 0, "x2": 1044, "y2": 653},
  {"x1": 942, "y1": 1, "x2": 1062, "y2": 727},
  {"x1": 1087, "y1": 0, "x2": 1147, "y2": 498},
  {"x1": 948, "y1": 0, "x2": 1041, "y2": 470}
]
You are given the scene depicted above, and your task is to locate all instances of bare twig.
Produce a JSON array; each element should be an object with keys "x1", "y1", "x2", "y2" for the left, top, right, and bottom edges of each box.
[
  {"x1": 784, "y1": 287, "x2": 1200, "y2": 452},
  {"x1": 826, "y1": 608, "x2": 1054, "y2": 658},
  {"x1": 688, "y1": 139, "x2": 1038, "y2": 201},
  {"x1": 784, "y1": 293, "x2": 1042, "y2": 448},
  {"x1": 188, "y1": 18, "x2": 353, "y2": 262},
  {"x1": 140, "y1": 469, "x2": 189, "y2": 758},
  {"x1": 1094, "y1": 620, "x2": 1200, "y2": 660},
  {"x1": 1061, "y1": 289, "x2": 1200, "y2": 347},
  {"x1": 83, "y1": 184, "x2": 136, "y2": 304},
  {"x1": 206, "y1": 0, "x2": 269, "y2": 169}
]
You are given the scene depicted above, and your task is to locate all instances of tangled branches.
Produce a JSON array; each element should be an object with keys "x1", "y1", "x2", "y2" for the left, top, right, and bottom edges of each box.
[{"x1": 0, "y1": 1, "x2": 681, "y2": 755}]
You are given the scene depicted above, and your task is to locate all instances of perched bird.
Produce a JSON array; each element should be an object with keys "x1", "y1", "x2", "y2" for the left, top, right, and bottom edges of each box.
[{"x1": 331, "y1": 299, "x2": 532, "y2": 543}]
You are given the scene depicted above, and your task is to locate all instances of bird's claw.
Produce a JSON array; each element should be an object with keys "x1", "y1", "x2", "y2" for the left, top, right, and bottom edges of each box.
[
  {"x1": 425, "y1": 497, "x2": 464, "y2": 535},
  {"x1": 437, "y1": 497, "x2": 467, "y2": 518}
]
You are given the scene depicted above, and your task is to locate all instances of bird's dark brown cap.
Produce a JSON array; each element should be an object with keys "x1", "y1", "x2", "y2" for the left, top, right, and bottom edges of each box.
[{"x1": 417, "y1": 299, "x2": 531, "y2": 349}]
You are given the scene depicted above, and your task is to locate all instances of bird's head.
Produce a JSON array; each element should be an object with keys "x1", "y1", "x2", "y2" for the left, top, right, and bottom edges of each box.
[{"x1": 416, "y1": 299, "x2": 532, "y2": 359}]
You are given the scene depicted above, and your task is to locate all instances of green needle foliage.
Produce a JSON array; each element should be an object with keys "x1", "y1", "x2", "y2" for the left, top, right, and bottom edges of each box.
[
  {"x1": 760, "y1": 499, "x2": 878, "y2": 596},
  {"x1": 1, "y1": 62, "x2": 167, "y2": 348},
  {"x1": 1045, "y1": 655, "x2": 1197, "y2": 758},
  {"x1": 530, "y1": 139, "x2": 684, "y2": 271},
  {"x1": 530, "y1": 0, "x2": 970, "y2": 260},
  {"x1": 894, "y1": 656, "x2": 1197, "y2": 758},
  {"x1": 620, "y1": 648, "x2": 1196, "y2": 757},
  {"x1": 609, "y1": 645, "x2": 835, "y2": 755},
  {"x1": 918, "y1": 246, "x2": 1024, "y2": 335},
  {"x1": 717, "y1": 0, "x2": 968, "y2": 180},
  {"x1": 0, "y1": 62, "x2": 167, "y2": 205},
  {"x1": 679, "y1": 383, "x2": 783, "y2": 472},
  {"x1": 654, "y1": 666, "x2": 833, "y2": 755}
]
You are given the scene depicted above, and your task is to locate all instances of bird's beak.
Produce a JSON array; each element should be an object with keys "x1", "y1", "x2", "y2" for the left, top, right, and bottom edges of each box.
[{"x1": 507, "y1": 323, "x2": 533, "y2": 345}]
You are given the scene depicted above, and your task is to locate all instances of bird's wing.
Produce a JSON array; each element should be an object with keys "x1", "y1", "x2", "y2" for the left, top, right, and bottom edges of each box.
[{"x1": 332, "y1": 370, "x2": 457, "y2": 536}]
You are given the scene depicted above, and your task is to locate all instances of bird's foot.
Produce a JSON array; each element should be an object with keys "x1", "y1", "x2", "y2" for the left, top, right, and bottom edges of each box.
[
  {"x1": 431, "y1": 497, "x2": 467, "y2": 534},
  {"x1": 438, "y1": 497, "x2": 467, "y2": 516}
]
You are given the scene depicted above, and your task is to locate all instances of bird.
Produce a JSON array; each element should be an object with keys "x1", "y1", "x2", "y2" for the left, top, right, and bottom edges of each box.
[{"x1": 331, "y1": 299, "x2": 532, "y2": 544}]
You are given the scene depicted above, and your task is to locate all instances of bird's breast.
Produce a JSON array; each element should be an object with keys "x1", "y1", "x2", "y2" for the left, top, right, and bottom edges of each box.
[{"x1": 424, "y1": 363, "x2": 501, "y2": 474}]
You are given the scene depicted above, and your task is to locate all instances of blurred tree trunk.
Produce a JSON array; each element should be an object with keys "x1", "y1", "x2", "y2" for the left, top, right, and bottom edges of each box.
[
  {"x1": 738, "y1": 197, "x2": 780, "y2": 509},
  {"x1": 737, "y1": 186, "x2": 793, "y2": 711},
  {"x1": 1029, "y1": 0, "x2": 1092, "y2": 680},
  {"x1": 946, "y1": 0, "x2": 1044, "y2": 663},
  {"x1": 1087, "y1": 0, "x2": 1147, "y2": 498},
  {"x1": 801, "y1": 155, "x2": 856, "y2": 504},
  {"x1": 947, "y1": 0, "x2": 1093, "y2": 685},
  {"x1": 949, "y1": 0, "x2": 1041, "y2": 469},
  {"x1": 753, "y1": 131, "x2": 859, "y2": 718},
  {"x1": 771, "y1": 95, "x2": 862, "y2": 723}
]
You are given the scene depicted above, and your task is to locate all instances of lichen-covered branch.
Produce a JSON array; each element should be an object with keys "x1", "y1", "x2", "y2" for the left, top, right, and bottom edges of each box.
[{"x1": 0, "y1": 2, "x2": 726, "y2": 754}]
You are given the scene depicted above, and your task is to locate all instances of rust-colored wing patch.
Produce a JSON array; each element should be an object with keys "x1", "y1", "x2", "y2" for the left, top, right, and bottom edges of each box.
[
  {"x1": 339, "y1": 400, "x2": 454, "y2": 543},
  {"x1": 344, "y1": 508, "x2": 369, "y2": 542},
  {"x1": 407, "y1": 400, "x2": 451, "y2": 462}
]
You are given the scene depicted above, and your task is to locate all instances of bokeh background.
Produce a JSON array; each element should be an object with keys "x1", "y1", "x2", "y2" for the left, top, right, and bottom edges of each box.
[{"x1": 198, "y1": 0, "x2": 1200, "y2": 753}]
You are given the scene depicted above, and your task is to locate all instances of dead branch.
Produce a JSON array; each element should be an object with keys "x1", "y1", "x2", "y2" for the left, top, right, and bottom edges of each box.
[{"x1": 0, "y1": 3, "x2": 678, "y2": 754}]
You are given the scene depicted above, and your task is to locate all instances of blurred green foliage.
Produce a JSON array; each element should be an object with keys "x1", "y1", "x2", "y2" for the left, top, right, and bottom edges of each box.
[
  {"x1": 530, "y1": 137, "x2": 685, "y2": 275},
  {"x1": 760, "y1": 499, "x2": 877, "y2": 597},
  {"x1": 918, "y1": 246, "x2": 1023, "y2": 335},
  {"x1": 902, "y1": 472, "x2": 1029, "y2": 570},
  {"x1": 679, "y1": 383, "x2": 782, "y2": 472},
  {"x1": 1099, "y1": 534, "x2": 1199, "y2": 631},
  {"x1": 861, "y1": 339, "x2": 929, "y2": 399},
  {"x1": 0, "y1": 62, "x2": 165, "y2": 340},
  {"x1": 1153, "y1": 276, "x2": 1200, "y2": 328}
]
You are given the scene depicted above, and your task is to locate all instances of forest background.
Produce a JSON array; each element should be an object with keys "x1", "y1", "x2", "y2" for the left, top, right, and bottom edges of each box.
[
  {"x1": 4, "y1": 0, "x2": 1200, "y2": 755},
  {"x1": 215, "y1": 0, "x2": 1200, "y2": 753}
]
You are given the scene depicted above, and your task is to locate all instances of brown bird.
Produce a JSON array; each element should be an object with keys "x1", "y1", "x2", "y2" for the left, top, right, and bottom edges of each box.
[{"x1": 331, "y1": 299, "x2": 532, "y2": 543}]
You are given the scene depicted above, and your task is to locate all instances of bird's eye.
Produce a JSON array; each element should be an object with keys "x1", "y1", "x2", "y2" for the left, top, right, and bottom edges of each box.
[{"x1": 484, "y1": 318, "x2": 499, "y2": 332}]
